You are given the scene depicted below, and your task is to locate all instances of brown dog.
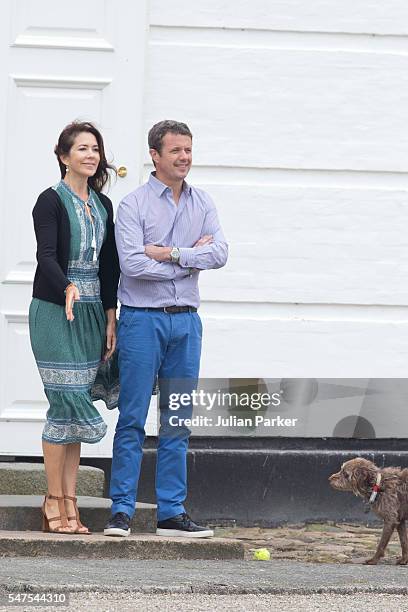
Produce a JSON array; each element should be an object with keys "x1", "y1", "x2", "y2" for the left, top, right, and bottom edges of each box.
[{"x1": 329, "y1": 457, "x2": 408, "y2": 565}]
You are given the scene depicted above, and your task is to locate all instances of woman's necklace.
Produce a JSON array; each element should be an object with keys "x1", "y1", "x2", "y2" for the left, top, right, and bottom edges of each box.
[{"x1": 84, "y1": 197, "x2": 97, "y2": 262}]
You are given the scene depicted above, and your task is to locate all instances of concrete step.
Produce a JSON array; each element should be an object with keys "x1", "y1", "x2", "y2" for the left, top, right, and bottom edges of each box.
[
  {"x1": 0, "y1": 531, "x2": 244, "y2": 560},
  {"x1": 0, "y1": 495, "x2": 156, "y2": 533},
  {"x1": 0, "y1": 463, "x2": 105, "y2": 497}
]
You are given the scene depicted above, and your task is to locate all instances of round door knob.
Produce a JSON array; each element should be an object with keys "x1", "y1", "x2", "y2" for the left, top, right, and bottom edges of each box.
[{"x1": 117, "y1": 166, "x2": 127, "y2": 178}]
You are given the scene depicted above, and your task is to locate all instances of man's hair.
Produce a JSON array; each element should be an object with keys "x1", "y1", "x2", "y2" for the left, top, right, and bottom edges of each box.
[{"x1": 148, "y1": 120, "x2": 192, "y2": 154}]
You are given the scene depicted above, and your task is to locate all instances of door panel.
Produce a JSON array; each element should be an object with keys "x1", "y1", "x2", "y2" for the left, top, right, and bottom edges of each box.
[{"x1": 0, "y1": 0, "x2": 150, "y2": 457}]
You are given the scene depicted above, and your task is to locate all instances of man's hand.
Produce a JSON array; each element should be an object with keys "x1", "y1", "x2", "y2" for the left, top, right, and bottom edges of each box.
[
  {"x1": 145, "y1": 245, "x2": 172, "y2": 262},
  {"x1": 194, "y1": 235, "x2": 213, "y2": 247},
  {"x1": 104, "y1": 308, "x2": 117, "y2": 361},
  {"x1": 65, "y1": 283, "x2": 80, "y2": 321}
]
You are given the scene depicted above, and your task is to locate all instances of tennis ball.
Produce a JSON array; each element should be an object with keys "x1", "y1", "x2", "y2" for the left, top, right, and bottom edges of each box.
[{"x1": 253, "y1": 548, "x2": 270, "y2": 561}]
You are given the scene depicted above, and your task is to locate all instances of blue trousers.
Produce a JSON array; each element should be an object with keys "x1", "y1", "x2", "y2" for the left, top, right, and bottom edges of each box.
[{"x1": 110, "y1": 307, "x2": 202, "y2": 520}]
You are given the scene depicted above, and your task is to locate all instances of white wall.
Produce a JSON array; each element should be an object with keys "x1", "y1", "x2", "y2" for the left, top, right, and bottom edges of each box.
[
  {"x1": 146, "y1": 0, "x2": 408, "y2": 377},
  {"x1": 1, "y1": 1, "x2": 407, "y2": 455}
]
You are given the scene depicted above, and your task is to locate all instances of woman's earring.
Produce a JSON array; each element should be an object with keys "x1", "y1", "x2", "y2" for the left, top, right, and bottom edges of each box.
[{"x1": 66, "y1": 166, "x2": 69, "y2": 173}]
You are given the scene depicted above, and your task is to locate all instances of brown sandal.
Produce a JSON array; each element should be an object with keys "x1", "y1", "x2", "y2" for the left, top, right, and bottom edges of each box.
[
  {"x1": 42, "y1": 495, "x2": 74, "y2": 534},
  {"x1": 64, "y1": 495, "x2": 91, "y2": 534}
]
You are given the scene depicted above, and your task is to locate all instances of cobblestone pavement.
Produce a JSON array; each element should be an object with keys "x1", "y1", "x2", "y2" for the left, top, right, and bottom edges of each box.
[{"x1": 215, "y1": 522, "x2": 402, "y2": 564}]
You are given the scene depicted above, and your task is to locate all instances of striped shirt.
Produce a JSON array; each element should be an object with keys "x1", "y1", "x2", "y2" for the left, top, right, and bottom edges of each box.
[{"x1": 115, "y1": 173, "x2": 228, "y2": 308}]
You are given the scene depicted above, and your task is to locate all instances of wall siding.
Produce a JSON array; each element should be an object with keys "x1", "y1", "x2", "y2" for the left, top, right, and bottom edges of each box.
[{"x1": 145, "y1": 2, "x2": 408, "y2": 377}]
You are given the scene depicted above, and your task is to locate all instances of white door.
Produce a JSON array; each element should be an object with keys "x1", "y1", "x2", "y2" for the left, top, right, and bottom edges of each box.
[{"x1": 0, "y1": 0, "x2": 151, "y2": 457}]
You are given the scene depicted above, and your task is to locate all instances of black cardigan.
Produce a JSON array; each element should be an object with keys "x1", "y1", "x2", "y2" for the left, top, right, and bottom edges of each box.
[{"x1": 32, "y1": 187, "x2": 120, "y2": 309}]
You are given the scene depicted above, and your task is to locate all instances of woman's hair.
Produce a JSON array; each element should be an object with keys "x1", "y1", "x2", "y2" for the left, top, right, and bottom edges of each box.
[{"x1": 54, "y1": 121, "x2": 115, "y2": 192}]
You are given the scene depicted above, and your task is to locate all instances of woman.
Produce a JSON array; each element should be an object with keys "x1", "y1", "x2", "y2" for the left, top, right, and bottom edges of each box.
[{"x1": 29, "y1": 121, "x2": 120, "y2": 534}]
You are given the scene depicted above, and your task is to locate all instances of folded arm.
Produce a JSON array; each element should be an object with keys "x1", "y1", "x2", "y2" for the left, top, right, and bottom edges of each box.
[
  {"x1": 115, "y1": 196, "x2": 188, "y2": 281},
  {"x1": 178, "y1": 204, "x2": 228, "y2": 270}
]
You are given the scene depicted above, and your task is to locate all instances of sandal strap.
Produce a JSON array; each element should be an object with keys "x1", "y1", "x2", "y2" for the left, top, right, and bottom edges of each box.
[
  {"x1": 76, "y1": 518, "x2": 86, "y2": 530},
  {"x1": 48, "y1": 515, "x2": 65, "y2": 524},
  {"x1": 64, "y1": 495, "x2": 79, "y2": 525},
  {"x1": 44, "y1": 495, "x2": 69, "y2": 528},
  {"x1": 64, "y1": 496, "x2": 87, "y2": 531}
]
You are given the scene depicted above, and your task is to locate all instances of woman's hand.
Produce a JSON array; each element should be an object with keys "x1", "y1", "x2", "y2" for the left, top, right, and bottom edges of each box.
[
  {"x1": 104, "y1": 308, "x2": 117, "y2": 361},
  {"x1": 65, "y1": 284, "x2": 80, "y2": 321}
]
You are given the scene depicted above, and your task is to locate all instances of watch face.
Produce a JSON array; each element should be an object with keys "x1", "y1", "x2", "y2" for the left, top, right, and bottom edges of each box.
[{"x1": 171, "y1": 247, "x2": 180, "y2": 262}]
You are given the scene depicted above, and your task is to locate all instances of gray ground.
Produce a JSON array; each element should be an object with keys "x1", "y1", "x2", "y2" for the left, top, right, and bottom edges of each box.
[
  {"x1": 2, "y1": 522, "x2": 408, "y2": 611},
  {"x1": 1, "y1": 557, "x2": 408, "y2": 594},
  {"x1": 1, "y1": 593, "x2": 408, "y2": 612}
]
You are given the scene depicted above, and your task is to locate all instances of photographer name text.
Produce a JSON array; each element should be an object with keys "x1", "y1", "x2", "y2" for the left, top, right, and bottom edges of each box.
[{"x1": 169, "y1": 415, "x2": 298, "y2": 428}]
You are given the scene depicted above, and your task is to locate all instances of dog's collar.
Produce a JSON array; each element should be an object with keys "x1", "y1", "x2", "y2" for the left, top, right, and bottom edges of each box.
[{"x1": 368, "y1": 473, "x2": 382, "y2": 504}]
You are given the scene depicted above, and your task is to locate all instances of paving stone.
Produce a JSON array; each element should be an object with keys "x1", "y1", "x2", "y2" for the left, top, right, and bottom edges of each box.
[{"x1": 216, "y1": 523, "x2": 404, "y2": 564}]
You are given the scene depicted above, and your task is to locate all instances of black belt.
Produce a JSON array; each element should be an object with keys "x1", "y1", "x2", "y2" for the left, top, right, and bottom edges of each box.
[{"x1": 123, "y1": 305, "x2": 197, "y2": 314}]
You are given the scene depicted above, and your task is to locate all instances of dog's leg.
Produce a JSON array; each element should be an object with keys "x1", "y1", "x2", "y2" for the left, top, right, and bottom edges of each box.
[
  {"x1": 365, "y1": 522, "x2": 396, "y2": 565},
  {"x1": 396, "y1": 520, "x2": 408, "y2": 565}
]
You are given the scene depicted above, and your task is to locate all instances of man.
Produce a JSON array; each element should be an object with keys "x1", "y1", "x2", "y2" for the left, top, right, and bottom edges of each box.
[{"x1": 104, "y1": 120, "x2": 228, "y2": 538}]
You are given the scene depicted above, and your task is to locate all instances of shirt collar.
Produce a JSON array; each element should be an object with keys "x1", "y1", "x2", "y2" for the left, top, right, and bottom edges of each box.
[{"x1": 148, "y1": 172, "x2": 191, "y2": 197}]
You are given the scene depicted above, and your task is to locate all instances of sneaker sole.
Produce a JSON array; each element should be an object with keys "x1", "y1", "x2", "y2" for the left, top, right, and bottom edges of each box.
[
  {"x1": 155, "y1": 528, "x2": 214, "y2": 538},
  {"x1": 103, "y1": 527, "x2": 131, "y2": 537}
]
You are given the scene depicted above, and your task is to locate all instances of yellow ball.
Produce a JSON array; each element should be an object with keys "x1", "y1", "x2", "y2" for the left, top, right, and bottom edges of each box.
[{"x1": 253, "y1": 548, "x2": 270, "y2": 561}]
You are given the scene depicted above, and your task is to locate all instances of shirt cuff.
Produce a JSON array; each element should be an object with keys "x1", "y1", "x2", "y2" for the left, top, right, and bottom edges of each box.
[{"x1": 178, "y1": 247, "x2": 195, "y2": 268}]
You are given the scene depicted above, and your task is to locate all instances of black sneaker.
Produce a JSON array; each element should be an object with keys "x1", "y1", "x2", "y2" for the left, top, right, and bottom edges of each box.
[
  {"x1": 156, "y1": 512, "x2": 214, "y2": 538},
  {"x1": 104, "y1": 512, "x2": 131, "y2": 537}
]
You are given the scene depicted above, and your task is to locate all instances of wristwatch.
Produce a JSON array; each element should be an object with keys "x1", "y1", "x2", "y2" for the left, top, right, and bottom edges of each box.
[{"x1": 170, "y1": 246, "x2": 180, "y2": 263}]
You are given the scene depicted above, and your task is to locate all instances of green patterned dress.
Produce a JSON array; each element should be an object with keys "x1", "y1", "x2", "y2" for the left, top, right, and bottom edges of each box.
[{"x1": 29, "y1": 180, "x2": 111, "y2": 444}]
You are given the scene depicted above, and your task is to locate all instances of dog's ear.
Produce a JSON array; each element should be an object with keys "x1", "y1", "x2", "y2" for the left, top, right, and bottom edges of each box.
[{"x1": 351, "y1": 466, "x2": 371, "y2": 491}]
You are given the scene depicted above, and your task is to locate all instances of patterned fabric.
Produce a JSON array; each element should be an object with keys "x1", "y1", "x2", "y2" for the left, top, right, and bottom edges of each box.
[
  {"x1": 91, "y1": 351, "x2": 121, "y2": 410},
  {"x1": 37, "y1": 359, "x2": 101, "y2": 391},
  {"x1": 29, "y1": 180, "x2": 119, "y2": 445},
  {"x1": 59, "y1": 179, "x2": 105, "y2": 301}
]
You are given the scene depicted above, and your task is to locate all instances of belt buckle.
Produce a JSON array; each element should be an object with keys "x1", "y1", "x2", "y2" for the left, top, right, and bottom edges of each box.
[{"x1": 163, "y1": 306, "x2": 186, "y2": 313}]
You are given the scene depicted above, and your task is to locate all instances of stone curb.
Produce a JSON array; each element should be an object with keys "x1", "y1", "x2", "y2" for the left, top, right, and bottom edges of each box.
[
  {"x1": 0, "y1": 532, "x2": 244, "y2": 561},
  {"x1": 0, "y1": 496, "x2": 156, "y2": 532},
  {"x1": 0, "y1": 464, "x2": 105, "y2": 497}
]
